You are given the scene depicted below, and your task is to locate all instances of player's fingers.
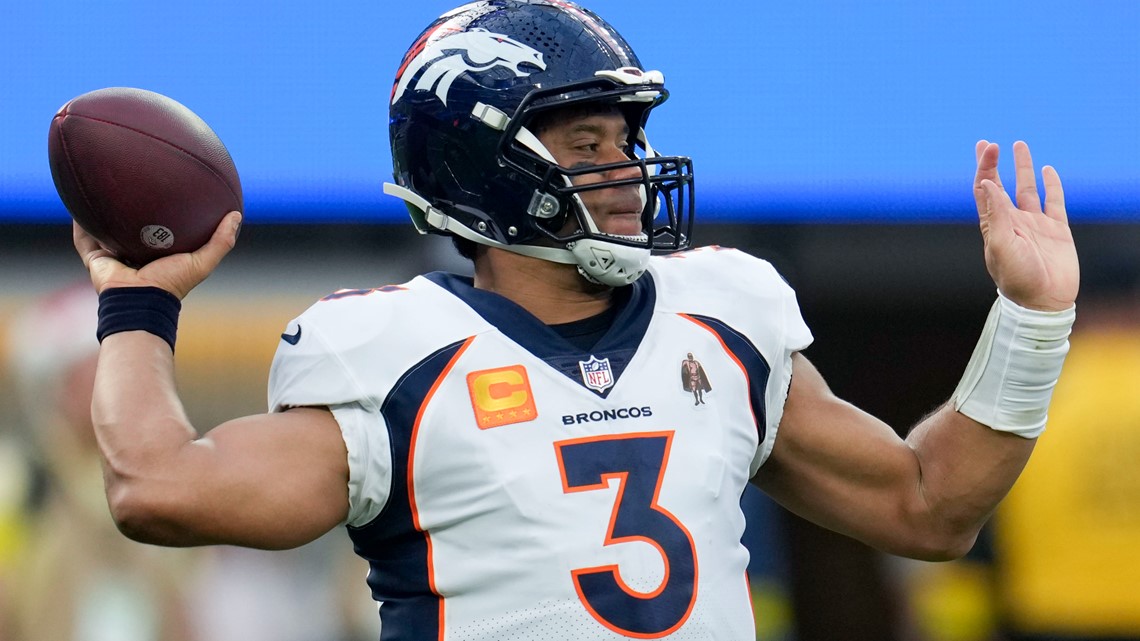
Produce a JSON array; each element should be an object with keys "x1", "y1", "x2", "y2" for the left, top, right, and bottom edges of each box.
[
  {"x1": 977, "y1": 178, "x2": 1014, "y2": 236},
  {"x1": 975, "y1": 141, "x2": 1002, "y2": 184},
  {"x1": 1041, "y1": 165, "x2": 1068, "y2": 224},
  {"x1": 973, "y1": 141, "x2": 1003, "y2": 218},
  {"x1": 74, "y1": 222, "x2": 141, "y2": 293},
  {"x1": 72, "y1": 222, "x2": 113, "y2": 268},
  {"x1": 1012, "y1": 141, "x2": 1042, "y2": 213},
  {"x1": 73, "y1": 222, "x2": 97, "y2": 256},
  {"x1": 190, "y1": 211, "x2": 242, "y2": 275}
]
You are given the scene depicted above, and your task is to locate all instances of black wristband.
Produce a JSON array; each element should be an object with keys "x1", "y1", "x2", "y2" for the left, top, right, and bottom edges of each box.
[{"x1": 96, "y1": 287, "x2": 182, "y2": 352}]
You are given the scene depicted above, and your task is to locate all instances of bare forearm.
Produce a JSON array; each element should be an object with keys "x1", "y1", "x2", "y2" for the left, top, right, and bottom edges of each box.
[
  {"x1": 92, "y1": 331, "x2": 201, "y2": 539},
  {"x1": 758, "y1": 354, "x2": 1036, "y2": 560},
  {"x1": 902, "y1": 290, "x2": 1073, "y2": 548},
  {"x1": 760, "y1": 404, "x2": 1033, "y2": 560},
  {"x1": 905, "y1": 402, "x2": 1035, "y2": 546},
  {"x1": 93, "y1": 332, "x2": 197, "y2": 459}
]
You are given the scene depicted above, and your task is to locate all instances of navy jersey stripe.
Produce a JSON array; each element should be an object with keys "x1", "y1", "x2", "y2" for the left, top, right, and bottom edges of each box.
[
  {"x1": 346, "y1": 338, "x2": 469, "y2": 641},
  {"x1": 424, "y1": 271, "x2": 657, "y2": 397},
  {"x1": 685, "y1": 314, "x2": 772, "y2": 441}
]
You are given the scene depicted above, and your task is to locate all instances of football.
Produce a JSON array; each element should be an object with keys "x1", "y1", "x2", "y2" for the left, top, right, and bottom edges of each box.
[{"x1": 48, "y1": 87, "x2": 242, "y2": 267}]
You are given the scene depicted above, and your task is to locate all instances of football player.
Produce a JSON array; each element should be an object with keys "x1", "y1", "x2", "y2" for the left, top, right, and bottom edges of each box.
[{"x1": 73, "y1": 1, "x2": 1078, "y2": 639}]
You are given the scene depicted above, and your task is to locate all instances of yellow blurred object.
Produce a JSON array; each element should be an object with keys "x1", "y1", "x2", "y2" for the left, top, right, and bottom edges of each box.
[
  {"x1": 907, "y1": 560, "x2": 997, "y2": 641},
  {"x1": 0, "y1": 439, "x2": 30, "y2": 570},
  {"x1": 751, "y1": 579, "x2": 795, "y2": 641},
  {"x1": 996, "y1": 329, "x2": 1140, "y2": 636}
]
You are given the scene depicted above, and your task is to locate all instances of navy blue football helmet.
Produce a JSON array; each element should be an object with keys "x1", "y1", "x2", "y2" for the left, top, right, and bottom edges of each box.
[{"x1": 386, "y1": 0, "x2": 693, "y2": 286}]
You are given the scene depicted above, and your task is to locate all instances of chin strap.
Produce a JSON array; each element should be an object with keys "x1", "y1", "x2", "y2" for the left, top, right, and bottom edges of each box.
[
  {"x1": 383, "y1": 182, "x2": 575, "y2": 265},
  {"x1": 385, "y1": 182, "x2": 650, "y2": 286}
]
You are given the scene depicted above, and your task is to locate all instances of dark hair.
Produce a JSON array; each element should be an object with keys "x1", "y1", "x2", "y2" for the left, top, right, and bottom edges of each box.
[{"x1": 451, "y1": 235, "x2": 478, "y2": 261}]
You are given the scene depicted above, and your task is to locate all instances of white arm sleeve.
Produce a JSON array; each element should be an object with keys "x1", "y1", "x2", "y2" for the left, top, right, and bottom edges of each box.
[{"x1": 327, "y1": 402, "x2": 393, "y2": 527}]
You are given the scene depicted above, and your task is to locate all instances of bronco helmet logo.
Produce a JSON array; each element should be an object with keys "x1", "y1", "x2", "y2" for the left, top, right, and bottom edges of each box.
[{"x1": 391, "y1": 29, "x2": 546, "y2": 106}]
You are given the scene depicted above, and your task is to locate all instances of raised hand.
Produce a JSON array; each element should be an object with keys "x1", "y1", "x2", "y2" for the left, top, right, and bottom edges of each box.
[
  {"x1": 74, "y1": 211, "x2": 242, "y2": 299},
  {"x1": 973, "y1": 140, "x2": 1079, "y2": 312}
]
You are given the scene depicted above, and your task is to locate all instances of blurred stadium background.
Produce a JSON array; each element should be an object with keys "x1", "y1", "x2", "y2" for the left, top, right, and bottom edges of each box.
[{"x1": 1, "y1": 1, "x2": 1137, "y2": 640}]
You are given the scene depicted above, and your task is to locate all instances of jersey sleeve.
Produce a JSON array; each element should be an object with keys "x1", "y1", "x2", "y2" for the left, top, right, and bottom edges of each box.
[
  {"x1": 752, "y1": 256, "x2": 812, "y2": 475},
  {"x1": 326, "y1": 401, "x2": 392, "y2": 526},
  {"x1": 267, "y1": 311, "x2": 392, "y2": 527}
]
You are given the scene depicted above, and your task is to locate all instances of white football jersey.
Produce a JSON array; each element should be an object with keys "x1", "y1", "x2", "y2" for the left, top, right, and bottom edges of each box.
[{"x1": 268, "y1": 246, "x2": 812, "y2": 640}]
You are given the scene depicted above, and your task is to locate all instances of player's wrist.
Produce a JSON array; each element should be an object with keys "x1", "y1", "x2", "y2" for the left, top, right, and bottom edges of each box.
[
  {"x1": 96, "y1": 286, "x2": 182, "y2": 352},
  {"x1": 951, "y1": 291, "x2": 1075, "y2": 438}
]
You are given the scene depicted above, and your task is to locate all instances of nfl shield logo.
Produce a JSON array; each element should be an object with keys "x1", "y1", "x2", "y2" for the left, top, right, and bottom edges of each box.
[{"x1": 578, "y1": 355, "x2": 614, "y2": 392}]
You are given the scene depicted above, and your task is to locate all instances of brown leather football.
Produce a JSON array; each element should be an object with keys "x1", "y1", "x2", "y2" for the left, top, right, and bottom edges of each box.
[{"x1": 48, "y1": 87, "x2": 242, "y2": 267}]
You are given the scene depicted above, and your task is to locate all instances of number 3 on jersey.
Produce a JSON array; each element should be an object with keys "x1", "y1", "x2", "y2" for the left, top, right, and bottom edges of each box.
[{"x1": 554, "y1": 432, "x2": 698, "y2": 638}]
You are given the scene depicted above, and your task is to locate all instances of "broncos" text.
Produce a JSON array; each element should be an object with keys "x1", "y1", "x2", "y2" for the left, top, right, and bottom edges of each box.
[{"x1": 561, "y1": 406, "x2": 653, "y2": 425}]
